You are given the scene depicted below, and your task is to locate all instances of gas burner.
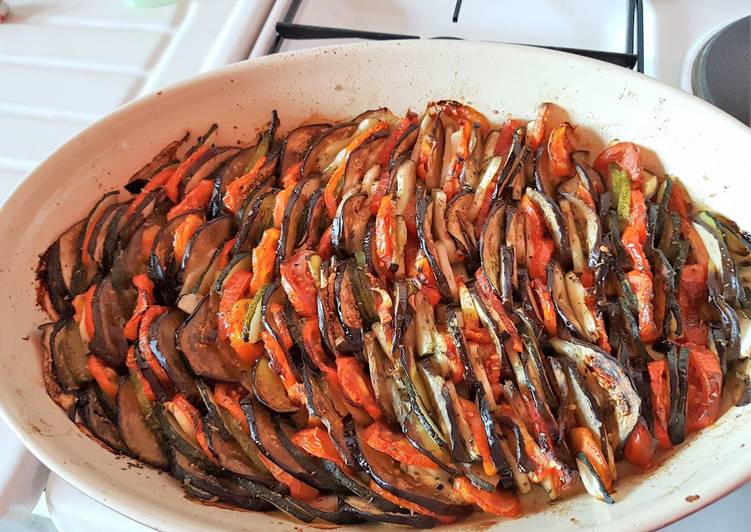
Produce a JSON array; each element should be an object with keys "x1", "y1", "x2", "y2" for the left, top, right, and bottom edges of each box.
[
  {"x1": 269, "y1": 0, "x2": 645, "y2": 72},
  {"x1": 692, "y1": 16, "x2": 750, "y2": 126}
]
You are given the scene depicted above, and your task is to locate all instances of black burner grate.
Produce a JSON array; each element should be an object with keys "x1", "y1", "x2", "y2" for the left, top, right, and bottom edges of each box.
[{"x1": 268, "y1": 0, "x2": 645, "y2": 73}]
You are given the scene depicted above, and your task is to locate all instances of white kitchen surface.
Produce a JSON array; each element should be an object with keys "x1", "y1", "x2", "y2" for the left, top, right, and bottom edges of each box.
[{"x1": 1, "y1": 0, "x2": 749, "y2": 530}]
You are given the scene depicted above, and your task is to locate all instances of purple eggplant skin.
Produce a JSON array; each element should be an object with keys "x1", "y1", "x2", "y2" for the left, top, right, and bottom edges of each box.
[
  {"x1": 708, "y1": 285, "x2": 740, "y2": 373},
  {"x1": 148, "y1": 308, "x2": 198, "y2": 401},
  {"x1": 101, "y1": 203, "x2": 131, "y2": 274},
  {"x1": 416, "y1": 195, "x2": 453, "y2": 302},
  {"x1": 111, "y1": 211, "x2": 166, "y2": 292},
  {"x1": 560, "y1": 191, "x2": 602, "y2": 269},
  {"x1": 284, "y1": 297, "x2": 335, "y2": 371},
  {"x1": 207, "y1": 138, "x2": 276, "y2": 220},
  {"x1": 446, "y1": 191, "x2": 480, "y2": 271},
  {"x1": 134, "y1": 342, "x2": 172, "y2": 402},
  {"x1": 272, "y1": 414, "x2": 345, "y2": 492},
  {"x1": 333, "y1": 259, "x2": 365, "y2": 356},
  {"x1": 117, "y1": 377, "x2": 169, "y2": 468},
  {"x1": 77, "y1": 383, "x2": 127, "y2": 453},
  {"x1": 299, "y1": 190, "x2": 327, "y2": 251},
  {"x1": 176, "y1": 295, "x2": 240, "y2": 382},
  {"x1": 491, "y1": 128, "x2": 526, "y2": 202},
  {"x1": 50, "y1": 317, "x2": 91, "y2": 392},
  {"x1": 70, "y1": 191, "x2": 120, "y2": 295},
  {"x1": 252, "y1": 356, "x2": 299, "y2": 414},
  {"x1": 343, "y1": 416, "x2": 472, "y2": 517},
  {"x1": 525, "y1": 187, "x2": 571, "y2": 267},
  {"x1": 331, "y1": 192, "x2": 370, "y2": 258},
  {"x1": 479, "y1": 201, "x2": 506, "y2": 299},
  {"x1": 170, "y1": 453, "x2": 279, "y2": 515},
  {"x1": 445, "y1": 306, "x2": 480, "y2": 397},
  {"x1": 261, "y1": 283, "x2": 303, "y2": 381},
  {"x1": 124, "y1": 132, "x2": 187, "y2": 193},
  {"x1": 497, "y1": 416, "x2": 535, "y2": 474},
  {"x1": 550, "y1": 336, "x2": 641, "y2": 450},
  {"x1": 477, "y1": 388, "x2": 515, "y2": 489},
  {"x1": 280, "y1": 123, "x2": 331, "y2": 178},
  {"x1": 89, "y1": 276, "x2": 132, "y2": 368},
  {"x1": 276, "y1": 177, "x2": 320, "y2": 267},
  {"x1": 300, "y1": 361, "x2": 354, "y2": 467},
  {"x1": 179, "y1": 215, "x2": 233, "y2": 285},
  {"x1": 117, "y1": 190, "x2": 165, "y2": 247},
  {"x1": 40, "y1": 239, "x2": 72, "y2": 317},
  {"x1": 667, "y1": 345, "x2": 690, "y2": 445},
  {"x1": 241, "y1": 397, "x2": 330, "y2": 491},
  {"x1": 86, "y1": 199, "x2": 129, "y2": 274},
  {"x1": 232, "y1": 188, "x2": 276, "y2": 256},
  {"x1": 39, "y1": 322, "x2": 78, "y2": 418},
  {"x1": 388, "y1": 122, "x2": 419, "y2": 171},
  {"x1": 342, "y1": 497, "x2": 435, "y2": 528},
  {"x1": 301, "y1": 122, "x2": 359, "y2": 179}
]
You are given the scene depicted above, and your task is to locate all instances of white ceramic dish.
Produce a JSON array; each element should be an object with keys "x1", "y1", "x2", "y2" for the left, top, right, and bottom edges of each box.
[{"x1": 0, "y1": 40, "x2": 749, "y2": 531}]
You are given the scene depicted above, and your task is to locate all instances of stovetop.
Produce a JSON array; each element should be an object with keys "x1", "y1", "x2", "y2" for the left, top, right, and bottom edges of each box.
[{"x1": 0, "y1": 0, "x2": 749, "y2": 530}]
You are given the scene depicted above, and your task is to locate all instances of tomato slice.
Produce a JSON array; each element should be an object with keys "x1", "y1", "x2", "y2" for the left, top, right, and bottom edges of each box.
[
  {"x1": 530, "y1": 279, "x2": 557, "y2": 336},
  {"x1": 222, "y1": 156, "x2": 267, "y2": 213},
  {"x1": 301, "y1": 318, "x2": 335, "y2": 374},
  {"x1": 167, "y1": 179, "x2": 213, "y2": 221},
  {"x1": 167, "y1": 394, "x2": 214, "y2": 460},
  {"x1": 569, "y1": 427, "x2": 613, "y2": 490},
  {"x1": 137, "y1": 305, "x2": 171, "y2": 389},
  {"x1": 686, "y1": 345, "x2": 722, "y2": 433},
  {"x1": 623, "y1": 419, "x2": 656, "y2": 468},
  {"x1": 668, "y1": 180, "x2": 693, "y2": 220},
  {"x1": 474, "y1": 268, "x2": 523, "y2": 351},
  {"x1": 227, "y1": 298, "x2": 264, "y2": 366},
  {"x1": 323, "y1": 121, "x2": 388, "y2": 217},
  {"x1": 648, "y1": 359, "x2": 672, "y2": 450},
  {"x1": 369, "y1": 482, "x2": 456, "y2": 524},
  {"x1": 125, "y1": 346, "x2": 156, "y2": 402},
  {"x1": 629, "y1": 189, "x2": 648, "y2": 245},
  {"x1": 164, "y1": 145, "x2": 211, "y2": 203},
  {"x1": 318, "y1": 226, "x2": 333, "y2": 261},
  {"x1": 626, "y1": 270, "x2": 659, "y2": 343},
  {"x1": 261, "y1": 330, "x2": 298, "y2": 391},
  {"x1": 621, "y1": 225, "x2": 652, "y2": 276},
  {"x1": 214, "y1": 383, "x2": 249, "y2": 433},
  {"x1": 520, "y1": 195, "x2": 554, "y2": 282},
  {"x1": 292, "y1": 427, "x2": 344, "y2": 468},
  {"x1": 87, "y1": 355, "x2": 119, "y2": 400},
  {"x1": 453, "y1": 477, "x2": 521, "y2": 518},
  {"x1": 336, "y1": 357, "x2": 382, "y2": 421},
  {"x1": 375, "y1": 195, "x2": 397, "y2": 275},
  {"x1": 525, "y1": 102, "x2": 550, "y2": 151},
  {"x1": 257, "y1": 453, "x2": 319, "y2": 502},
  {"x1": 458, "y1": 398, "x2": 496, "y2": 476},
  {"x1": 123, "y1": 274, "x2": 155, "y2": 341},
  {"x1": 547, "y1": 123, "x2": 575, "y2": 178},
  {"x1": 172, "y1": 214, "x2": 203, "y2": 264},
  {"x1": 362, "y1": 422, "x2": 438, "y2": 469},
  {"x1": 414, "y1": 251, "x2": 442, "y2": 306},
  {"x1": 72, "y1": 284, "x2": 97, "y2": 341},
  {"x1": 593, "y1": 142, "x2": 643, "y2": 188},
  {"x1": 273, "y1": 184, "x2": 295, "y2": 229},
  {"x1": 217, "y1": 269, "x2": 252, "y2": 340},
  {"x1": 677, "y1": 264, "x2": 709, "y2": 346},
  {"x1": 249, "y1": 227, "x2": 280, "y2": 296},
  {"x1": 280, "y1": 251, "x2": 318, "y2": 318}
]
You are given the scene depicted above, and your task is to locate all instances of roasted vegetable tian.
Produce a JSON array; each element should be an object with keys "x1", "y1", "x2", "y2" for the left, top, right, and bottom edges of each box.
[{"x1": 38, "y1": 101, "x2": 751, "y2": 527}]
